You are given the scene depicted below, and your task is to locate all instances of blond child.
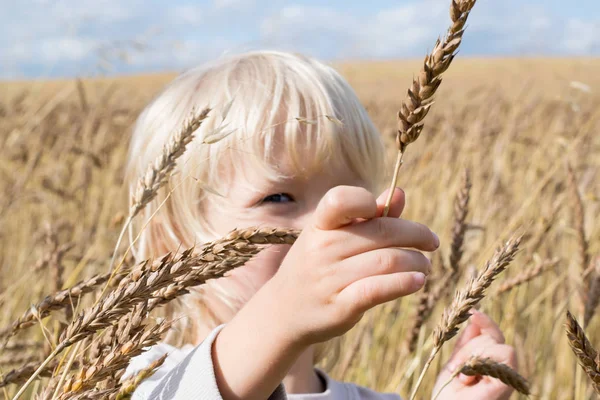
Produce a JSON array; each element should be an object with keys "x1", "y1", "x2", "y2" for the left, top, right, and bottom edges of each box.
[{"x1": 123, "y1": 51, "x2": 517, "y2": 399}]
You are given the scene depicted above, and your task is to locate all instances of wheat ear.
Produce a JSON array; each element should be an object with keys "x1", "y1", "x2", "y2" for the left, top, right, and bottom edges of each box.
[
  {"x1": 448, "y1": 169, "x2": 471, "y2": 284},
  {"x1": 567, "y1": 164, "x2": 589, "y2": 276},
  {"x1": 409, "y1": 236, "x2": 520, "y2": 400},
  {"x1": 405, "y1": 260, "x2": 448, "y2": 354},
  {"x1": 1, "y1": 339, "x2": 42, "y2": 352},
  {"x1": 584, "y1": 257, "x2": 600, "y2": 327},
  {"x1": 565, "y1": 310, "x2": 600, "y2": 395},
  {"x1": 566, "y1": 163, "x2": 589, "y2": 316},
  {"x1": 0, "y1": 360, "x2": 80, "y2": 388},
  {"x1": 107, "y1": 107, "x2": 211, "y2": 274},
  {"x1": 60, "y1": 321, "x2": 170, "y2": 397},
  {"x1": 0, "y1": 274, "x2": 110, "y2": 341},
  {"x1": 406, "y1": 274, "x2": 433, "y2": 353},
  {"x1": 12, "y1": 227, "x2": 298, "y2": 399},
  {"x1": 433, "y1": 356, "x2": 529, "y2": 399},
  {"x1": 112, "y1": 354, "x2": 167, "y2": 400},
  {"x1": 495, "y1": 258, "x2": 557, "y2": 295},
  {"x1": 383, "y1": 0, "x2": 478, "y2": 216}
]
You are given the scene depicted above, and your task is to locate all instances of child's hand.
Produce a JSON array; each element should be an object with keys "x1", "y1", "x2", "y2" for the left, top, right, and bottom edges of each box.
[
  {"x1": 432, "y1": 310, "x2": 517, "y2": 400},
  {"x1": 211, "y1": 186, "x2": 439, "y2": 399},
  {"x1": 265, "y1": 186, "x2": 439, "y2": 346}
]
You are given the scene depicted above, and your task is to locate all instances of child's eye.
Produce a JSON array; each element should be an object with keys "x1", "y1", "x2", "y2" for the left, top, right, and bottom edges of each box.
[{"x1": 261, "y1": 193, "x2": 295, "y2": 204}]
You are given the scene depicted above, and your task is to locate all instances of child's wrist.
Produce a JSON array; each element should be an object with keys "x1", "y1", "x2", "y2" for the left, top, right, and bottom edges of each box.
[
  {"x1": 244, "y1": 276, "x2": 315, "y2": 354},
  {"x1": 214, "y1": 301, "x2": 306, "y2": 399}
]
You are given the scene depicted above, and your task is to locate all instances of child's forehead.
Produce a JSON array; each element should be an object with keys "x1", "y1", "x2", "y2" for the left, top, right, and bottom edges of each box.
[{"x1": 221, "y1": 143, "x2": 353, "y2": 187}]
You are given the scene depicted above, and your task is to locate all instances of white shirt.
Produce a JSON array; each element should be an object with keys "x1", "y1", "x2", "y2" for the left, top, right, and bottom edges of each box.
[{"x1": 124, "y1": 324, "x2": 402, "y2": 400}]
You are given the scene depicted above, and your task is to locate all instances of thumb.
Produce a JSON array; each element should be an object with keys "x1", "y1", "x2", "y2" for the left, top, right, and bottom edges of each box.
[
  {"x1": 448, "y1": 314, "x2": 481, "y2": 362},
  {"x1": 314, "y1": 186, "x2": 377, "y2": 230},
  {"x1": 469, "y1": 310, "x2": 505, "y2": 344},
  {"x1": 444, "y1": 317, "x2": 482, "y2": 387},
  {"x1": 447, "y1": 310, "x2": 505, "y2": 368},
  {"x1": 375, "y1": 187, "x2": 406, "y2": 218}
]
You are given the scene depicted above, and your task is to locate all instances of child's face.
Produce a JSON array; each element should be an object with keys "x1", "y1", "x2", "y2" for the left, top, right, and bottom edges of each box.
[{"x1": 201, "y1": 147, "x2": 367, "y2": 319}]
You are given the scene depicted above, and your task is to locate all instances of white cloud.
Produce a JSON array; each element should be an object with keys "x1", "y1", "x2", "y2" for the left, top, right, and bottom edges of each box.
[
  {"x1": 259, "y1": 0, "x2": 600, "y2": 59},
  {"x1": 168, "y1": 5, "x2": 204, "y2": 24},
  {"x1": 50, "y1": 0, "x2": 136, "y2": 23},
  {"x1": 213, "y1": 0, "x2": 255, "y2": 10},
  {"x1": 4, "y1": 37, "x2": 98, "y2": 63},
  {"x1": 260, "y1": 0, "x2": 449, "y2": 58},
  {"x1": 561, "y1": 18, "x2": 600, "y2": 54},
  {"x1": 38, "y1": 38, "x2": 98, "y2": 62},
  {"x1": 2, "y1": 0, "x2": 600, "y2": 79},
  {"x1": 261, "y1": 5, "x2": 351, "y2": 37},
  {"x1": 123, "y1": 37, "x2": 235, "y2": 68}
]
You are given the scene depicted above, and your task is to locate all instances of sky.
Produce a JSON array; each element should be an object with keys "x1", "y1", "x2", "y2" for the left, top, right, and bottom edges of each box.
[{"x1": 2, "y1": 0, "x2": 600, "y2": 79}]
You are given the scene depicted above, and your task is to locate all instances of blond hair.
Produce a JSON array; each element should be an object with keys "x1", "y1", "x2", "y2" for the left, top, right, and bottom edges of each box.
[{"x1": 125, "y1": 50, "x2": 387, "y2": 367}]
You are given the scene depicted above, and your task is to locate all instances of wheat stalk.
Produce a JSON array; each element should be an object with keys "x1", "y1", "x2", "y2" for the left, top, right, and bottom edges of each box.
[
  {"x1": 382, "y1": 0, "x2": 478, "y2": 216},
  {"x1": 433, "y1": 356, "x2": 529, "y2": 399},
  {"x1": 565, "y1": 310, "x2": 600, "y2": 395},
  {"x1": 409, "y1": 236, "x2": 520, "y2": 400}
]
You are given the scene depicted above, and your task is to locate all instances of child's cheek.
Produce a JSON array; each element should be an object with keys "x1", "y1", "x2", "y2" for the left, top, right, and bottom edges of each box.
[
  {"x1": 238, "y1": 244, "x2": 291, "y2": 283},
  {"x1": 225, "y1": 244, "x2": 292, "y2": 299}
]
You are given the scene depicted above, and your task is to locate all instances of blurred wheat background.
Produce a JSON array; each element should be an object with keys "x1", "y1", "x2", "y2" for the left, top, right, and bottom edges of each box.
[{"x1": 0, "y1": 56, "x2": 598, "y2": 399}]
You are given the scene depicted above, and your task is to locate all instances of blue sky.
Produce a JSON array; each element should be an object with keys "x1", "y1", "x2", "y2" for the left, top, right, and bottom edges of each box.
[{"x1": 2, "y1": 0, "x2": 599, "y2": 79}]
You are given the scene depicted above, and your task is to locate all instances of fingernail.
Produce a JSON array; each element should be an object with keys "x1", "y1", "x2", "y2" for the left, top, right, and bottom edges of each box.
[
  {"x1": 447, "y1": 361, "x2": 458, "y2": 372},
  {"x1": 413, "y1": 272, "x2": 426, "y2": 287},
  {"x1": 459, "y1": 373, "x2": 477, "y2": 385},
  {"x1": 433, "y1": 232, "x2": 440, "y2": 248}
]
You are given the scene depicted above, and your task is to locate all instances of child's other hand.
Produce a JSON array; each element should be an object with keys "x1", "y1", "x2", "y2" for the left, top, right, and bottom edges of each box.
[
  {"x1": 432, "y1": 310, "x2": 517, "y2": 400},
  {"x1": 263, "y1": 186, "x2": 439, "y2": 347}
]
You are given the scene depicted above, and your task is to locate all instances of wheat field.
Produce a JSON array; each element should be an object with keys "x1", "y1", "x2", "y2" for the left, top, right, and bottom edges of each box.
[{"x1": 0, "y1": 56, "x2": 599, "y2": 399}]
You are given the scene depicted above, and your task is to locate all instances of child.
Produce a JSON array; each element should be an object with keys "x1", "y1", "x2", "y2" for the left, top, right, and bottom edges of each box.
[{"x1": 123, "y1": 51, "x2": 517, "y2": 399}]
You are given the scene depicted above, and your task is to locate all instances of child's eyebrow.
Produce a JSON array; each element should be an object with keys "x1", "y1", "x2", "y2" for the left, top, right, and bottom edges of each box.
[{"x1": 239, "y1": 174, "x2": 302, "y2": 193}]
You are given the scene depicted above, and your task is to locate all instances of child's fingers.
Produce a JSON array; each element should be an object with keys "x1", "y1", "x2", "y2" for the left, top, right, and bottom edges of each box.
[
  {"x1": 336, "y1": 218, "x2": 439, "y2": 256},
  {"x1": 466, "y1": 342, "x2": 517, "y2": 370},
  {"x1": 314, "y1": 186, "x2": 377, "y2": 230},
  {"x1": 375, "y1": 187, "x2": 406, "y2": 218},
  {"x1": 469, "y1": 310, "x2": 505, "y2": 344},
  {"x1": 337, "y1": 271, "x2": 426, "y2": 314},
  {"x1": 451, "y1": 317, "x2": 482, "y2": 357},
  {"x1": 446, "y1": 335, "x2": 517, "y2": 381},
  {"x1": 334, "y1": 248, "x2": 431, "y2": 288},
  {"x1": 450, "y1": 310, "x2": 505, "y2": 360}
]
